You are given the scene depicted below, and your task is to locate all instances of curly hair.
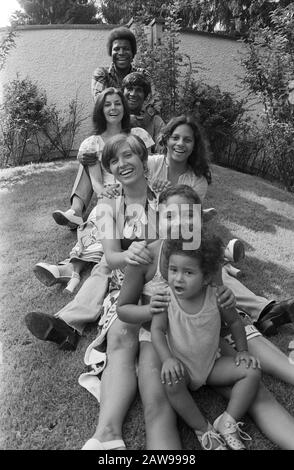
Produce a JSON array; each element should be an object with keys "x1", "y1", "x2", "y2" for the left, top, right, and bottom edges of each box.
[
  {"x1": 165, "y1": 233, "x2": 224, "y2": 279},
  {"x1": 107, "y1": 27, "x2": 137, "y2": 56},
  {"x1": 102, "y1": 133, "x2": 148, "y2": 174},
  {"x1": 159, "y1": 115, "x2": 212, "y2": 185},
  {"x1": 92, "y1": 87, "x2": 131, "y2": 135},
  {"x1": 122, "y1": 72, "x2": 151, "y2": 99}
]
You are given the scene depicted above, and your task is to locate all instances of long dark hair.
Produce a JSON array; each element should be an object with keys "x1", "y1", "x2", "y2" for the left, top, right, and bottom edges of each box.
[
  {"x1": 159, "y1": 115, "x2": 212, "y2": 184},
  {"x1": 93, "y1": 87, "x2": 131, "y2": 135}
]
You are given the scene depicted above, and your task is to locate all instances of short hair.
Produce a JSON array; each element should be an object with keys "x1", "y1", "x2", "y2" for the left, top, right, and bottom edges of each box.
[
  {"x1": 107, "y1": 27, "x2": 137, "y2": 56},
  {"x1": 92, "y1": 87, "x2": 131, "y2": 135},
  {"x1": 158, "y1": 184, "x2": 202, "y2": 206},
  {"x1": 122, "y1": 72, "x2": 151, "y2": 99},
  {"x1": 159, "y1": 115, "x2": 212, "y2": 184},
  {"x1": 102, "y1": 133, "x2": 148, "y2": 174},
  {"x1": 165, "y1": 234, "x2": 224, "y2": 278}
]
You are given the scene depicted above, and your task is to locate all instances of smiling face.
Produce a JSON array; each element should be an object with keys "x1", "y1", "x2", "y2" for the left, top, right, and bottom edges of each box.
[
  {"x1": 108, "y1": 142, "x2": 145, "y2": 186},
  {"x1": 167, "y1": 124, "x2": 195, "y2": 165},
  {"x1": 168, "y1": 253, "x2": 205, "y2": 300},
  {"x1": 123, "y1": 85, "x2": 145, "y2": 114},
  {"x1": 112, "y1": 39, "x2": 133, "y2": 71},
  {"x1": 103, "y1": 93, "x2": 124, "y2": 125}
]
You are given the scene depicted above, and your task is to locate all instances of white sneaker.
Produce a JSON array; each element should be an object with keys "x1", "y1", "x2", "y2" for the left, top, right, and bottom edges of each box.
[
  {"x1": 213, "y1": 413, "x2": 251, "y2": 450},
  {"x1": 224, "y1": 239, "x2": 245, "y2": 263},
  {"x1": 52, "y1": 209, "x2": 83, "y2": 229},
  {"x1": 195, "y1": 428, "x2": 227, "y2": 450}
]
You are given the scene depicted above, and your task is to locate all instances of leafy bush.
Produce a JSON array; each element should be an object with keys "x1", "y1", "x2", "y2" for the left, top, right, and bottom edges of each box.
[
  {"x1": 240, "y1": 4, "x2": 294, "y2": 190},
  {"x1": 133, "y1": 10, "x2": 246, "y2": 162},
  {"x1": 133, "y1": 10, "x2": 192, "y2": 122},
  {"x1": 0, "y1": 77, "x2": 86, "y2": 168},
  {"x1": 178, "y1": 79, "x2": 246, "y2": 161}
]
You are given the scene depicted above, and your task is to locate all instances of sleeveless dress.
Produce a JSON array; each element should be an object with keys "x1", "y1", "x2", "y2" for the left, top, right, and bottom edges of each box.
[{"x1": 167, "y1": 285, "x2": 221, "y2": 390}]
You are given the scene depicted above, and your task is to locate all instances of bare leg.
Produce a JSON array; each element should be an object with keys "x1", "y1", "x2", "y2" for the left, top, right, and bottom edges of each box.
[
  {"x1": 65, "y1": 259, "x2": 86, "y2": 293},
  {"x1": 163, "y1": 378, "x2": 209, "y2": 432},
  {"x1": 206, "y1": 357, "x2": 261, "y2": 420},
  {"x1": 92, "y1": 318, "x2": 140, "y2": 447},
  {"x1": 219, "y1": 340, "x2": 294, "y2": 449},
  {"x1": 138, "y1": 341, "x2": 182, "y2": 450},
  {"x1": 247, "y1": 335, "x2": 294, "y2": 385}
]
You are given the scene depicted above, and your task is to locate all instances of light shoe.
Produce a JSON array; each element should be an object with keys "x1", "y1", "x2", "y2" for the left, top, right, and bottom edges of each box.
[
  {"x1": 195, "y1": 429, "x2": 227, "y2": 450},
  {"x1": 224, "y1": 263, "x2": 242, "y2": 279},
  {"x1": 203, "y1": 207, "x2": 217, "y2": 222},
  {"x1": 52, "y1": 209, "x2": 83, "y2": 229},
  {"x1": 213, "y1": 413, "x2": 251, "y2": 450},
  {"x1": 82, "y1": 438, "x2": 126, "y2": 450},
  {"x1": 33, "y1": 262, "x2": 71, "y2": 286},
  {"x1": 224, "y1": 239, "x2": 245, "y2": 263},
  {"x1": 64, "y1": 272, "x2": 81, "y2": 293}
]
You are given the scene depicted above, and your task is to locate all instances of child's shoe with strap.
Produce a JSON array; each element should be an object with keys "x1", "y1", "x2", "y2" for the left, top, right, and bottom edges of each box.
[
  {"x1": 213, "y1": 412, "x2": 251, "y2": 450},
  {"x1": 195, "y1": 424, "x2": 227, "y2": 450},
  {"x1": 64, "y1": 272, "x2": 81, "y2": 294}
]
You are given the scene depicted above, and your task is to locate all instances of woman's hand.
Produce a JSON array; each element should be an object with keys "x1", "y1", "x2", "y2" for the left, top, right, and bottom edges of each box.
[
  {"x1": 124, "y1": 240, "x2": 153, "y2": 266},
  {"x1": 161, "y1": 357, "x2": 185, "y2": 385},
  {"x1": 235, "y1": 351, "x2": 261, "y2": 369},
  {"x1": 78, "y1": 151, "x2": 98, "y2": 166},
  {"x1": 150, "y1": 289, "x2": 170, "y2": 315},
  {"x1": 100, "y1": 184, "x2": 121, "y2": 199},
  {"x1": 217, "y1": 285, "x2": 236, "y2": 309},
  {"x1": 151, "y1": 179, "x2": 172, "y2": 194}
]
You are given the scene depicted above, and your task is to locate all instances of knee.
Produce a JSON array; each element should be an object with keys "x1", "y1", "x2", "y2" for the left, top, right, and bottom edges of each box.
[
  {"x1": 107, "y1": 325, "x2": 139, "y2": 355},
  {"x1": 242, "y1": 364, "x2": 262, "y2": 384}
]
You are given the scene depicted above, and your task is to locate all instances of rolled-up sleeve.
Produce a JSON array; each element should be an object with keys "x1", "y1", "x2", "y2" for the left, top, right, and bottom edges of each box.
[{"x1": 91, "y1": 67, "x2": 109, "y2": 102}]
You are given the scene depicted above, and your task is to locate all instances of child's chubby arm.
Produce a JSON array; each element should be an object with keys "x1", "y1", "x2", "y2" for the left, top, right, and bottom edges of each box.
[
  {"x1": 151, "y1": 313, "x2": 185, "y2": 386},
  {"x1": 220, "y1": 307, "x2": 261, "y2": 370},
  {"x1": 117, "y1": 263, "x2": 153, "y2": 324},
  {"x1": 216, "y1": 285, "x2": 236, "y2": 310}
]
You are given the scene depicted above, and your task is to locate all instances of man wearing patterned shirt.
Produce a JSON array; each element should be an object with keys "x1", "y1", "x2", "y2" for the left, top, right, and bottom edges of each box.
[{"x1": 91, "y1": 26, "x2": 161, "y2": 117}]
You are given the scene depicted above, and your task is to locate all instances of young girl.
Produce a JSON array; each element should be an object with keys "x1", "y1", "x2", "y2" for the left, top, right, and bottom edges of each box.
[
  {"x1": 117, "y1": 184, "x2": 294, "y2": 450},
  {"x1": 37, "y1": 87, "x2": 154, "y2": 293},
  {"x1": 151, "y1": 237, "x2": 261, "y2": 450}
]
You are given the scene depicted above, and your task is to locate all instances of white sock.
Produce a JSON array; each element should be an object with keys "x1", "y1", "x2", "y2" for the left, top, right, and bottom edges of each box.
[{"x1": 195, "y1": 421, "x2": 213, "y2": 438}]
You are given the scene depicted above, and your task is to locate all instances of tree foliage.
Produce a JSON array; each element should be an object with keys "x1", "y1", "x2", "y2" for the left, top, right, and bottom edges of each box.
[
  {"x1": 0, "y1": 28, "x2": 16, "y2": 71},
  {"x1": 99, "y1": 0, "x2": 293, "y2": 35},
  {"x1": 13, "y1": 0, "x2": 99, "y2": 25}
]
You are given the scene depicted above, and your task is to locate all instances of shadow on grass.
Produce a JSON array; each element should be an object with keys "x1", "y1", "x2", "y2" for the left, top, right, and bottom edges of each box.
[{"x1": 1, "y1": 162, "x2": 294, "y2": 450}]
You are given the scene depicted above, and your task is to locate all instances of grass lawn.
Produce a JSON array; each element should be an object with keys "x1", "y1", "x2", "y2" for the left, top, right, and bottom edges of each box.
[{"x1": 0, "y1": 159, "x2": 294, "y2": 450}]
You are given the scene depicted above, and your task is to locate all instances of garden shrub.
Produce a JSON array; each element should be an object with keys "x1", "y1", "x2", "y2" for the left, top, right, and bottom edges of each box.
[
  {"x1": 133, "y1": 11, "x2": 246, "y2": 163},
  {"x1": 240, "y1": 4, "x2": 294, "y2": 191},
  {"x1": 0, "y1": 77, "x2": 85, "y2": 168}
]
